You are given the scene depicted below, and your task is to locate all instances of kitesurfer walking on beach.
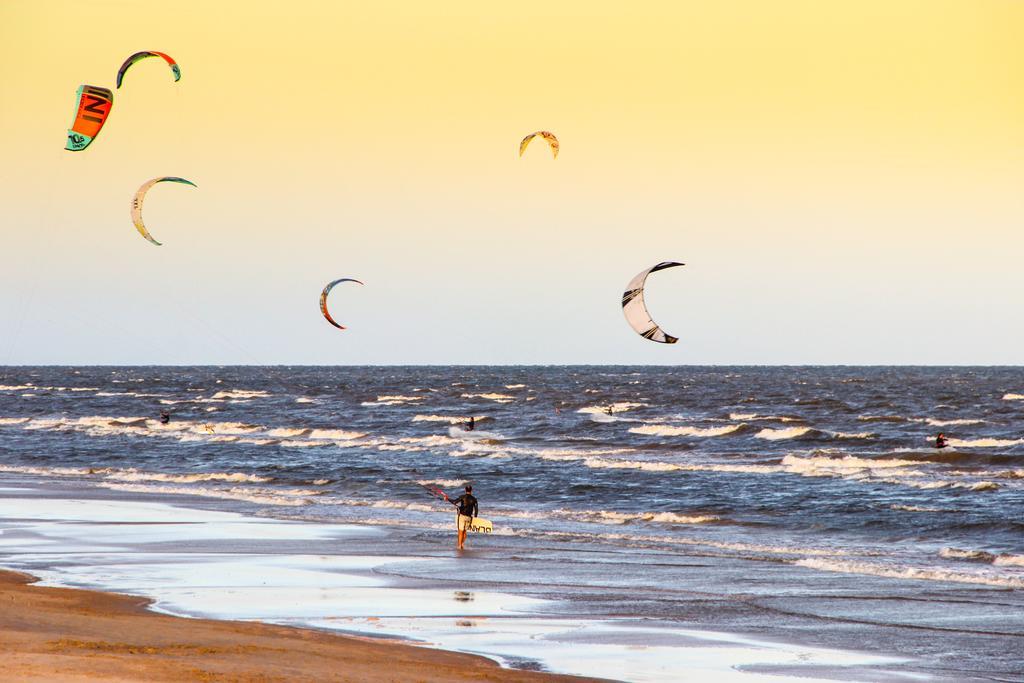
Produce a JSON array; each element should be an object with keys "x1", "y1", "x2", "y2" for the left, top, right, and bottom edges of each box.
[{"x1": 446, "y1": 485, "x2": 478, "y2": 550}]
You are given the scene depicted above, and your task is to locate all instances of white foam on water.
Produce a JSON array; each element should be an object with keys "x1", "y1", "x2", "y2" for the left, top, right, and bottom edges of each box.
[
  {"x1": 210, "y1": 390, "x2": 270, "y2": 400},
  {"x1": 572, "y1": 510, "x2": 719, "y2": 525},
  {"x1": 939, "y1": 547, "x2": 995, "y2": 562},
  {"x1": 857, "y1": 415, "x2": 907, "y2": 423},
  {"x1": 0, "y1": 464, "x2": 115, "y2": 478},
  {"x1": 876, "y1": 477, "x2": 1000, "y2": 492},
  {"x1": 460, "y1": 392, "x2": 516, "y2": 403},
  {"x1": 832, "y1": 431, "x2": 875, "y2": 440},
  {"x1": 755, "y1": 426, "x2": 812, "y2": 440},
  {"x1": 728, "y1": 413, "x2": 801, "y2": 422},
  {"x1": 308, "y1": 428, "x2": 366, "y2": 440},
  {"x1": 794, "y1": 558, "x2": 1024, "y2": 589},
  {"x1": 266, "y1": 427, "x2": 311, "y2": 437},
  {"x1": 780, "y1": 455, "x2": 921, "y2": 474},
  {"x1": 193, "y1": 421, "x2": 262, "y2": 435},
  {"x1": 103, "y1": 470, "x2": 271, "y2": 485},
  {"x1": 486, "y1": 507, "x2": 721, "y2": 526},
  {"x1": 1001, "y1": 393, "x2": 1024, "y2": 401},
  {"x1": 629, "y1": 424, "x2": 744, "y2": 438},
  {"x1": 295, "y1": 397, "x2": 317, "y2": 404},
  {"x1": 415, "y1": 478, "x2": 466, "y2": 488},
  {"x1": 570, "y1": 530, "x2": 843, "y2": 558},
  {"x1": 577, "y1": 402, "x2": 646, "y2": 415},
  {"x1": 582, "y1": 457, "x2": 780, "y2": 475},
  {"x1": 412, "y1": 414, "x2": 480, "y2": 424},
  {"x1": 994, "y1": 554, "x2": 1024, "y2": 567},
  {"x1": 399, "y1": 435, "x2": 459, "y2": 447},
  {"x1": 946, "y1": 437, "x2": 1024, "y2": 448},
  {"x1": 367, "y1": 500, "x2": 438, "y2": 513},
  {"x1": 99, "y1": 483, "x2": 316, "y2": 507},
  {"x1": 0, "y1": 413, "x2": 372, "y2": 450},
  {"x1": 890, "y1": 505, "x2": 949, "y2": 513},
  {"x1": 1, "y1": 384, "x2": 100, "y2": 392},
  {"x1": 924, "y1": 418, "x2": 985, "y2": 427},
  {"x1": 0, "y1": 417, "x2": 30, "y2": 425},
  {"x1": 504, "y1": 384, "x2": 526, "y2": 389}
]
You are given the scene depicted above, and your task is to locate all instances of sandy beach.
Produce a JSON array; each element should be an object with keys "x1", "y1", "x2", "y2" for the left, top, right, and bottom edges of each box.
[{"x1": 0, "y1": 568, "x2": 601, "y2": 683}]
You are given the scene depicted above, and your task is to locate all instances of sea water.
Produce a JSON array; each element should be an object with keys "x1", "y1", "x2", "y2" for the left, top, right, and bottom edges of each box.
[{"x1": 0, "y1": 366, "x2": 1022, "y2": 680}]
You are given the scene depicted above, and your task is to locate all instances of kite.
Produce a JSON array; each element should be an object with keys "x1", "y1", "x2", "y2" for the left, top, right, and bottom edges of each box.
[
  {"x1": 130, "y1": 177, "x2": 197, "y2": 246},
  {"x1": 621, "y1": 262, "x2": 684, "y2": 344},
  {"x1": 320, "y1": 278, "x2": 364, "y2": 330},
  {"x1": 519, "y1": 131, "x2": 559, "y2": 159},
  {"x1": 116, "y1": 51, "x2": 181, "y2": 88},
  {"x1": 65, "y1": 85, "x2": 113, "y2": 151}
]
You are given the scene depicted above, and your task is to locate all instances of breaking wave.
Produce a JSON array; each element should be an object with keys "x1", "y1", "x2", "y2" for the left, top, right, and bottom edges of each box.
[
  {"x1": 755, "y1": 427, "x2": 814, "y2": 440},
  {"x1": 946, "y1": 437, "x2": 1024, "y2": 448},
  {"x1": 460, "y1": 392, "x2": 516, "y2": 403},
  {"x1": 628, "y1": 424, "x2": 745, "y2": 438},
  {"x1": 924, "y1": 418, "x2": 985, "y2": 427},
  {"x1": 210, "y1": 390, "x2": 270, "y2": 400},
  {"x1": 794, "y1": 558, "x2": 1024, "y2": 589},
  {"x1": 577, "y1": 402, "x2": 646, "y2": 415},
  {"x1": 100, "y1": 482, "x2": 316, "y2": 507}
]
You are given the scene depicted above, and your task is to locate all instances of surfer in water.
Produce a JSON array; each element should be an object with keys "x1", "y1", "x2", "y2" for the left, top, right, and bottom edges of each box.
[
  {"x1": 464, "y1": 416, "x2": 475, "y2": 432},
  {"x1": 605, "y1": 405, "x2": 614, "y2": 416},
  {"x1": 159, "y1": 410, "x2": 170, "y2": 425},
  {"x1": 447, "y1": 485, "x2": 478, "y2": 550},
  {"x1": 935, "y1": 433, "x2": 948, "y2": 449}
]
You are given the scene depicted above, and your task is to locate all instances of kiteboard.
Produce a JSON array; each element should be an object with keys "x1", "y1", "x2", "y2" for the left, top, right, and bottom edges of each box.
[{"x1": 464, "y1": 516, "x2": 493, "y2": 533}]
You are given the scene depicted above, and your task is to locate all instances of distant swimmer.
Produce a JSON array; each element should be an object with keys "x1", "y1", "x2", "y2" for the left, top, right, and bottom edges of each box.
[
  {"x1": 464, "y1": 416, "x2": 475, "y2": 432},
  {"x1": 159, "y1": 410, "x2": 170, "y2": 425},
  {"x1": 605, "y1": 405, "x2": 614, "y2": 416},
  {"x1": 935, "y1": 433, "x2": 948, "y2": 449},
  {"x1": 445, "y1": 484, "x2": 479, "y2": 550}
]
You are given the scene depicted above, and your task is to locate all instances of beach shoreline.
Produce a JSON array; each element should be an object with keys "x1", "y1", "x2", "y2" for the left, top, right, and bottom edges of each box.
[
  {"x1": 0, "y1": 478, "x2": 936, "y2": 683},
  {"x1": 0, "y1": 567, "x2": 605, "y2": 683}
]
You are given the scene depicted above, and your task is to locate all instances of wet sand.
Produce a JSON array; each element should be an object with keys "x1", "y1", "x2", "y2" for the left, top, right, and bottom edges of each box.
[{"x1": 0, "y1": 569, "x2": 602, "y2": 683}]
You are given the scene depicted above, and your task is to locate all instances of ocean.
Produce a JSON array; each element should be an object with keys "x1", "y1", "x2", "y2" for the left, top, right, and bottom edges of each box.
[{"x1": 1, "y1": 366, "x2": 1022, "y2": 681}]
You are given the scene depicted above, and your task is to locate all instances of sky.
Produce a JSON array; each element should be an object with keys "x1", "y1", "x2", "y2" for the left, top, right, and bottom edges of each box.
[{"x1": 1, "y1": 0, "x2": 1022, "y2": 365}]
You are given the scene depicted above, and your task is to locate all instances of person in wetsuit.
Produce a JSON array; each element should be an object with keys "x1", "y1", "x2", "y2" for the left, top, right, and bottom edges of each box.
[
  {"x1": 447, "y1": 485, "x2": 478, "y2": 550},
  {"x1": 935, "y1": 433, "x2": 948, "y2": 449},
  {"x1": 465, "y1": 416, "x2": 475, "y2": 432},
  {"x1": 159, "y1": 411, "x2": 170, "y2": 425}
]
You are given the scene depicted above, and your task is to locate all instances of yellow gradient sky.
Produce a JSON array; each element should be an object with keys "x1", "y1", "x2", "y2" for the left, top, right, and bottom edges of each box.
[{"x1": 1, "y1": 0, "x2": 1022, "y2": 364}]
